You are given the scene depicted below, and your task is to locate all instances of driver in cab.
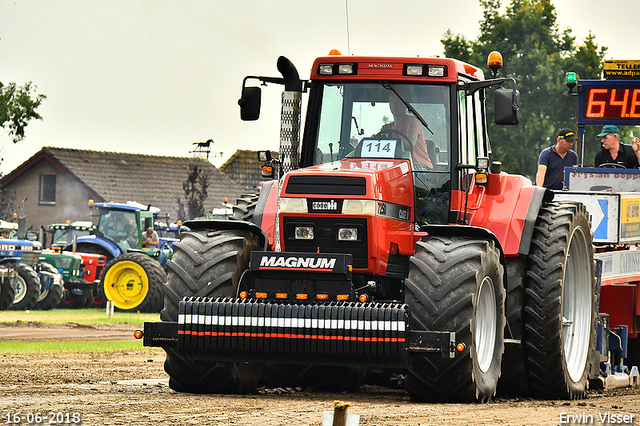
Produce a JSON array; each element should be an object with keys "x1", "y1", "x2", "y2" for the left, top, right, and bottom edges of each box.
[
  {"x1": 594, "y1": 124, "x2": 640, "y2": 168},
  {"x1": 380, "y1": 95, "x2": 433, "y2": 169}
]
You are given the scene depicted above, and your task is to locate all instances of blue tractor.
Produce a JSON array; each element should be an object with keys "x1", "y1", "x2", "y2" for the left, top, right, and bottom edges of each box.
[
  {"x1": 0, "y1": 222, "x2": 42, "y2": 310},
  {"x1": 67, "y1": 201, "x2": 174, "y2": 312}
]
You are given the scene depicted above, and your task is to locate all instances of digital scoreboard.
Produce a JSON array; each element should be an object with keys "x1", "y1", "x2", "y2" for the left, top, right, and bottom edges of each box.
[
  {"x1": 582, "y1": 84, "x2": 640, "y2": 120},
  {"x1": 576, "y1": 60, "x2": 640, "y2": 125}
]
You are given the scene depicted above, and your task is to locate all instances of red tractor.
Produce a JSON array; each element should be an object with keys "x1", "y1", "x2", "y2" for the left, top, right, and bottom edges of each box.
[{"x1": 140, "y1": 52, "x2": 597, "y2": 402}]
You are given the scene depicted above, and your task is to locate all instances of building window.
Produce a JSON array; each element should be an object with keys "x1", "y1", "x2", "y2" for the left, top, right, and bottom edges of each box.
[{"x1": 40, "y1": 174, "x2": 56, "y2": 204}]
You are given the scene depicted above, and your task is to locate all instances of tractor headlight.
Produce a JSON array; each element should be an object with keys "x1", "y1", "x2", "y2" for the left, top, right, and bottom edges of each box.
[
  {"x1": 279, "y1": 198, "x2": 308, "y2": 213},
  {"x1": 342, "y1": 199, "x2": 375, "y2": 215},
  {"x1": 294, "y1": 226, "x2": 314, "y2": 240},
  {"x1": 337, "y1": 227, "x2": 358, "y2": 241}
]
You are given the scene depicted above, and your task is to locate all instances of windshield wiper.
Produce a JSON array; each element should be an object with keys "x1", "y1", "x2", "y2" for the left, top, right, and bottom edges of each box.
[{"x1": 381, "y1": 81, "x2": 434, "y2": 135}]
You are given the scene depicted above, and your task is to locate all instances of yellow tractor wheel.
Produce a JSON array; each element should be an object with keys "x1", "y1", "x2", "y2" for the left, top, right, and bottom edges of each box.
[{"x1": 101, "y1": 253, "x2": 165, "y2": 312}]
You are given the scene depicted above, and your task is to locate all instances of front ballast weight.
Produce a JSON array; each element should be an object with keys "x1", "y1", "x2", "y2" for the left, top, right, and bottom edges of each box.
[{"x1": 141, "y1": 297, "x2": 458, "y2": 368}]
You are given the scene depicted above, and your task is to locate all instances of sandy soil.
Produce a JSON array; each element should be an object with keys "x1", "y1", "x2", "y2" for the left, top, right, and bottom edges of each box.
[{"x1": 2, "y1": 323, "x2": 640, "y2": 426}]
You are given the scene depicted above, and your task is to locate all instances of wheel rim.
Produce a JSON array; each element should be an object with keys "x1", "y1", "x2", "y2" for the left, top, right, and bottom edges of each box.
[
  {"x1": 103, "y1": 260, "x2": 149, "y2": 310},
  {"x1": 476, "y1": 276, "x2": 497, "y2": 373},
  {"x1": 562, "y1": 226, "x2": 591, "y2": 382},
  {"x1": 13, "y1": 275, "x2": 27, "y2": 304}
]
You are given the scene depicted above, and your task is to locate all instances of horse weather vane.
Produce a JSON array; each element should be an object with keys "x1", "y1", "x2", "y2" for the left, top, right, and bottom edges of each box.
[{"x1": 190, "y1": 139, "x2": 223, "y2": 160}]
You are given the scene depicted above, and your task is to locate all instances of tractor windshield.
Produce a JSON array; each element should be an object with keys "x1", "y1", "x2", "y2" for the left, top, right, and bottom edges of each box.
[
  {"x1": 310, "y1": 81, "x2": 452, "y2": 225},
  {"x1": 312, "y1": 82, "x2": 451, "y2": 171},
  {"x1": 97, "y1": 209, "x2": 138, "y2": 251}
]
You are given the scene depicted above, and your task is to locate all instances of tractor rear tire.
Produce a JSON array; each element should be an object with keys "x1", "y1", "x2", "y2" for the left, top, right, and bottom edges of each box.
[
  {"x1": 9, "y1": 263, "x2": 41, "y2": 311},
  {"x1": 404, "y1": 236, "x2": 505, "y2": 402},
  {"x1": 162, "y1": 228, "x2": 263, "y2": 394},
  {"x1": 34, "y1": 263, "x2": 65, "y2": 310},
  {"x1": 231, "y1": 194, "x2": 260, "y2": 222},
  {"x1": 101, "y1": 253, "x2": 165, "y2": 313},
  {"x1": 0, "y1": 269, "x2": 16, "y2": 310},
  {"x1": 524, "y1": 201, "x2": 597, "y2": 400}
]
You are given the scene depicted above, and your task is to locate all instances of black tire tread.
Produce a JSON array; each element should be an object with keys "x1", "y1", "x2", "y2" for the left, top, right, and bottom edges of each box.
[
  {"x1": 161, "y1": 228, "x2": 261, "y2": 394},
  {"x1": 404, "y1": 236, "x2": 505, "y2": 402},
  {"x1": 9, "y1": 263, "x2": 41, "y2": 310},
  {"x1": 524, "y1": 201, "x2": 596, "y2": 400}
]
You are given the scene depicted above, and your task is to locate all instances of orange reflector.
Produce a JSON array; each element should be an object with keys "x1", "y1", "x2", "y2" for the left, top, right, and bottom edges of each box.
[
  {"x1": 389, "y1": 242, "x2": 399, "y2": 256},
  {"x1": 316, "y1": 294, "x2": 329, "y2": 300},
  {"x1": 336, "y1": 294, "x2": 349, "y2": 301},
  {"x1": 475, "y1": 173, "x2": 488, "y2": 184},
  {"x1": 349, "y1": 265, "x2": 353, "y2": 272},
  {"x1": 276, "y1": 293, "x2": 288, "y2": 299},
  {"x1": 296, "y1": 294, "x2": 308, "y2": 300},
  {"x1": 134, "y1": 330, "x2": 143, "y2": 339},
  {"x1": 456, "y1": 343, "x2": 466, "y2": 352},
  {"x1": 255, "y1": 292, "x2": 267, "y2": 299},
  {"x1": 359, "y1": 294, "x2": 368, "y2": 303},
  {"x1": 239, "y1": 291, "x2": 248, "y2": 299}
]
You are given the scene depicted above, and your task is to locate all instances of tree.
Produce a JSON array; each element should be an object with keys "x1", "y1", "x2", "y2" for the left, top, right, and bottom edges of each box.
[
  {"x1": 0, "y1": 80, "x2": 46, "y2": 220},
  {"x1": 177, "y1": 164, "x2": 210, "y2": 221},
  {"x1": 0, "y1": 81, "x2": 46, "y2": 143},
  {"x1": 442, "y1": 0, "x2": 607, "y2": 177}
]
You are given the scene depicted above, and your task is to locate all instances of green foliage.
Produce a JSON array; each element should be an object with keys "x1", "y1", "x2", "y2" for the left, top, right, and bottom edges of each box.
[
  {"x1": 0, "y1": 81, "x2": 46, "y2": 143},
  {"x1": 177, "y1": 163, "x2": 210, "y2": 220},
  {"x1": 442, "y1": 0, "x2": 607, "y2": 178}
]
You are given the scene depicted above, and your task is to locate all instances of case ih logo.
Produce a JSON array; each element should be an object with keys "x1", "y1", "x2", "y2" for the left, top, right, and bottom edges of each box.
[
  {"x1": 311, "y1": 200, "x2": 338, "y2": 211},
  {"x1": 259, "y1": 256, "x2": 337, "y2": 270}
]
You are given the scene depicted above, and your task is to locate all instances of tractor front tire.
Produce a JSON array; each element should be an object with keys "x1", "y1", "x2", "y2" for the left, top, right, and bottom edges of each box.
[
  {"x1": 162, "y1": 228, "x2": 263, "y2": 394},
  {"x1": 404, "y1": 236, "x2": 505, "y2": 402},
  {"x1": 9, "y1": 263, "x2": 41, "y2": 311},
  {"x1": 101, "y1": 253, "x2": 165, "y2": 313},
  {"x1": 34, "y1": 263, "x2": 65, "y2": 310},
  {"x1": 0, "y1": 269, "x2": 16, "y2": 310},
  {"x1": 524, "y1": 202, "x2": 597, "y2": 400}
]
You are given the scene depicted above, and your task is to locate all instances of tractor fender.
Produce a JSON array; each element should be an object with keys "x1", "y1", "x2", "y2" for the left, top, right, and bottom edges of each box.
[
  {"x1": 463, "y1": 176, "x2": 554, "y2": 257},
  {"x1": 0, "y1": 257, "x2": 22, "y2": 266},
  {"x1": 252, "y1": 180, "x2": 276, "y2": 229},
  {"x1": 183, "y1": 219, "x2": 269, "y2": 251},
  {"x1": 420, "y1": 224, "x2": 507, "y2": 289},
  {"x1": 516, "y1": 186, "x2": 554, "y2": 256},
  {"x1": 66, "y1": 235, "x2": 122, "y2": 258}
]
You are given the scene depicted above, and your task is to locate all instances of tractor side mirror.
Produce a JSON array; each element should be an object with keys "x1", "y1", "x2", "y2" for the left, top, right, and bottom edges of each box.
[
  {"x1": 494, "y1": 88, "x2": 520, "y2": 125},
  {"x1": 238, "y1": 86, "x2": 262, "y2": 121}
]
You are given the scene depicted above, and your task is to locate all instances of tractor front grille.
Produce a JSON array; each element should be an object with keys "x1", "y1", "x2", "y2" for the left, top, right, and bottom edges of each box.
[{"x1": 285, "y1": 176, "x2": 366, "y2": 195}]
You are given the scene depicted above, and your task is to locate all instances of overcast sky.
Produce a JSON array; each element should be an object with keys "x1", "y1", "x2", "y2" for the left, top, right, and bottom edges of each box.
[{"x1": 1, "y1": 0, "x2": 639, "y2": 174}]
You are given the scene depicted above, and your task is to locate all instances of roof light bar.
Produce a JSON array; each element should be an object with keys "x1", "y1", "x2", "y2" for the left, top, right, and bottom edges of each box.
[{"x1": 427, "y1": 65, "x2": 446, "y2": 77}]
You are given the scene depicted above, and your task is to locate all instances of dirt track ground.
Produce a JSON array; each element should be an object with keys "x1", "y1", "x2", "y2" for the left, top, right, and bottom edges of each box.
[{"x1": 2, "y1": 322, "x2": 640, "y2": 426}]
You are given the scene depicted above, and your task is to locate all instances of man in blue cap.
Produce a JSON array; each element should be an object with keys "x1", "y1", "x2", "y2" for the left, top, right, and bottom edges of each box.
[
  {"x1": 594, "y1": 125, "x2": 640, "y2": 168},
  {"x1": 535, "y1": 128, "x2": 578, "y2": 190}
]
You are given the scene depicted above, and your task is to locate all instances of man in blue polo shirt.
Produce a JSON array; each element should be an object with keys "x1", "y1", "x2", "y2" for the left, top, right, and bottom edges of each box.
[{"x1": 535, "y1": 128, "x2": 578, "y2": 190}]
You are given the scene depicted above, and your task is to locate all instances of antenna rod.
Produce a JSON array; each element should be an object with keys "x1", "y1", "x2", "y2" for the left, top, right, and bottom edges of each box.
[{"x1": 345, "y1": 0, "x2": 351, "y2": 55}]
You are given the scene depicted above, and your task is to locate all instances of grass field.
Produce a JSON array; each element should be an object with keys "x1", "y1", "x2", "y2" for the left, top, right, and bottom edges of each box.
[
  {"x1": 0, "y1": 308, "x2": 160, "y2": 326},
  {"x1": 0, "y1": 340, "x2": 153, "y2": 354},
  {"x1": 0, "y1": 309, "x2": 161, "y2": 353}
]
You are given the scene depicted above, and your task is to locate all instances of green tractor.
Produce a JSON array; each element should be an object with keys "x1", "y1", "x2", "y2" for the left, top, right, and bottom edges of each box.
[{"x1": 67, "y1": 201, "x2": 175, "y2": 312}]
